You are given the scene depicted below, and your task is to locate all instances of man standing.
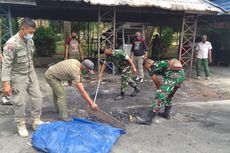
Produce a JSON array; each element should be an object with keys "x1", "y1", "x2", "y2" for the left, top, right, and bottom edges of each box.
[
  {"x1": 196, "y1": 35, "x2": 212, "y2": 80},
  {"x1": 98, "y1": 45, "x2": 139, "y2": 100},
  {"x1": 2, "y1": 18, "x2": 44, "y2": 137},
  {"x1": 151, "y1": 34, "x2": 161, "y2": 60},
  {"x1": 131, "y1": 32, "x2": 148, "y2": 83},
  {"x1": 136, "y1": 58, "x2": 186, "y2": 125},
  {"x1": 65, "y1": 31, "x2": 84, "y2": 61},
  {"x1": 45, "y1": 59, "x2": 98, "y2": 120}
]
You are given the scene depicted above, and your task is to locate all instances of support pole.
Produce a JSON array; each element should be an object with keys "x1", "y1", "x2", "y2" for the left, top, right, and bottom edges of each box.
[
  {"x1": 0, "y1": 5, "x2": 13, "y2": 50},
  {"x1": 112, "y1": 7, "x2": 116, "y2": 77},
  {"x1": 8, "y1": 6, "x2": 12, "y2": 36},
  {"x1": 97, "y1": 6, "x2": 101, "y2": 74},
  {"x1": 87, "y1": 22, "x2": 90, "y2": 58},
  {"x1": 97, "y1": 6, "x2": 116, "y2": 78},
  {"x1": 179, "y1": 13, "x2": 197, "y2": 78}
]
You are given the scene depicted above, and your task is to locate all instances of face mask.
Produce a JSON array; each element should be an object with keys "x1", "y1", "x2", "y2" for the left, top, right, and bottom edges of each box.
[
  {"x1": 81, "y1": 69, "x2": 88, "y2": 75},
  {"x1": 202, "y1": 39, "x2": 206, "y2": 43},
  {"x1": 135, "y1": 36, "x2": 140, "y2": 40},
  {"x1": 24, "y1": 33, "x2": 34, "y2": 41}
]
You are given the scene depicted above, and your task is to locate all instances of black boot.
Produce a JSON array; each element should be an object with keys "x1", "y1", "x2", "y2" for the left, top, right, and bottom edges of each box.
[
  {"x1": 131, "y1": 87, "x2": 140, "y2": 97},
  {"x1": 158, "y1": 106, "x2": 171, "y2": 119},
  {"x1": 136, "y1": 109, "x2": 156, "y2": 125},
  {"x1": 114, "y1": 92, "x2": 125, "y2": 100}
]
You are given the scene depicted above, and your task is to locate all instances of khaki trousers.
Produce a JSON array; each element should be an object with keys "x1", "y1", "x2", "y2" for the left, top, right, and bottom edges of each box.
[
  {"x1": 45, "y1": 71, "x2": 68, "y2": 119},
  {"x1": 13, "y1": 80, "x2": 43, "y2": 123},
  {"x1": 133, "y1": 56, "x2": 144, "y2": 78}
]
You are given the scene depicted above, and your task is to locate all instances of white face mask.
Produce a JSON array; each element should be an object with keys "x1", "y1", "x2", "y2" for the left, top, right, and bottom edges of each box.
[{"x1": 24, "y1": 33, "x2": 34, "y2": 41}]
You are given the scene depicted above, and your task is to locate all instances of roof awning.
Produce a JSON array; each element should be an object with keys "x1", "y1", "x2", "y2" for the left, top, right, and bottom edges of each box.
[
  {"x1": 82, "y1": 0, "x2": 225, "y2": 13},
  {"x1": 0, "y1": 0, "x2": 36, "y2": 5}
]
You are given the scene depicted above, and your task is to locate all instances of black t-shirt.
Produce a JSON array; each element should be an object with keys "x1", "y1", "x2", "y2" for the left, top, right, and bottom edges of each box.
[{"x1": 131, "y1": 38, "x2": 147, "y2": 56}]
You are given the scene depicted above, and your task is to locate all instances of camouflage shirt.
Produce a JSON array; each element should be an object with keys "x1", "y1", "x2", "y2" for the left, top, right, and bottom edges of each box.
[
  {"x1": 149, "y1": 60, "x2": 169, "y2": 77},
  {"x1": 104, "y1": 49, "x2": 130, "y2": 69},
  {"x1": 149, "y1": 60, "x2": 185, "y2": 83}
]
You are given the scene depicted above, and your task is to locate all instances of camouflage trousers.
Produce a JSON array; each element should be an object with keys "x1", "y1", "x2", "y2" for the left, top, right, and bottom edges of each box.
[
  {"x1": 121, "y1": 66, "x2": 137, "y2": 93},
  {"x1": 151, "y1": 70, "x2": 186, "y2": 112}
]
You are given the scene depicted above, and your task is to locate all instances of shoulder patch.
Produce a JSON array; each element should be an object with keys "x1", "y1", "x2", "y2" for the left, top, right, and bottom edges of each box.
[{"x1": 4, "y1": 43, "x2": 15, "y2": 52}]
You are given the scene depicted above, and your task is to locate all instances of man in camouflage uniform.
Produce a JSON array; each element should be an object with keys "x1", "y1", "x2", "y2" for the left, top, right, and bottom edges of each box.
[
  {"x1": 2, "y1": 18, "x2": 44, "y2": 137},
  {"x1": 136, "y1": 58, "x2": 186, "y2": 125},
  {"x1": 98, "y1": 45, "x2": 139, "y2": 100}
]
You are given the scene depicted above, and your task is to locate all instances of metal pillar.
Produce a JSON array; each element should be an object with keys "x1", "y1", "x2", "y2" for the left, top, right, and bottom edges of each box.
[
  {"x1": 79, "y1": 22, "x2": 90, "y2": 58},
  {"x1": 97, "y1": 6, "x2": 116, "y2": 75},
  {"x1": 179, "y1": 14, "x2": 197, "y2": 78},
  {"x1": 0, "y1": 6, "x2": 13, "y2": 50}
]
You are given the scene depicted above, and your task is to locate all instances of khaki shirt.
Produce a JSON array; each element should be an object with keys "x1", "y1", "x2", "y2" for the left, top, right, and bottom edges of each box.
[
  {"x1": 47, "y1": 59, "x2": 81, "y2": 83},
  {"x1": 2, "y1": 33, "x2": 38, "y2": 83}
]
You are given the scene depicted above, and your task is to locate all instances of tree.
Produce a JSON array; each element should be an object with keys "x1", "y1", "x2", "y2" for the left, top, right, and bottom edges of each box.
[{"x1": 33, "y1": 27, "x2": 57, "y2": 57}]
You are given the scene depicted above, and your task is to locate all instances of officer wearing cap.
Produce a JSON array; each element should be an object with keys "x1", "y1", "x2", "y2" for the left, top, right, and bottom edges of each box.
[
  {"x1": 45, "y1": 59, "x2": 98, "y2": 121},
  {"x1": 2, "y1": 17, "x2": 44, "y2": 137}
]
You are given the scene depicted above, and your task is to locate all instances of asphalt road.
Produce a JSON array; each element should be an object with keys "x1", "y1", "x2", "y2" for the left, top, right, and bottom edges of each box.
[
  {"x1": 0, "y1": 66, "x2": 230, "y2": 153},
  {"x1": 0, "y1": 100, "x2": 230, "y2": 153}
]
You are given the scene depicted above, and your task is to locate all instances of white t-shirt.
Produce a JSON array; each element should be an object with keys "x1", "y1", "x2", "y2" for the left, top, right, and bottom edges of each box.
[{"x1": 196, "y1": 41, "x2": 212, "y2": 59}]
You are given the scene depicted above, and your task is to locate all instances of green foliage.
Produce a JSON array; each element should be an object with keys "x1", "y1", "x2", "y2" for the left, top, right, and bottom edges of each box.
[
  {"x1": 160, "y1": 27, "x2": 174, "y2": 51},
  {"x1": 49, "y1": 20, "x2": 63, "y2": 33},
  {"x1": 72, "y1": 22, "x2": 88, "y2": 33},
  {"x1": 33, "y1": 27, "x2": 57, "y2": 57},
  {"x1": 11, "y1": 18, "x2": 19, "y2": 34}
]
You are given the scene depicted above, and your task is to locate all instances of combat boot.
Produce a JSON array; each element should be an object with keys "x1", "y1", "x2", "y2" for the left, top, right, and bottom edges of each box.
[
  {"x1": 17, "y1": 121, "x2": 29, "y2": 137},
  {"x1": 32, "y1": 117, "x2": 45, "y2": 130},
  {"x1": 158, "y1": 106, "x2": 171, "y2": 119},
  {"x1": 136, "y1": 109, "x2": 156, "y2": 125},
  {"x1": 114, "y1": 92, "x2": 125, "y2": 100},
  {"x1": 131, "y1": 87, "x2": 140, "y2": 97}
]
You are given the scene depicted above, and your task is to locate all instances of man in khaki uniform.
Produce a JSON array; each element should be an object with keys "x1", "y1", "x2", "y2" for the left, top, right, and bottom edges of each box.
[
  {"x1": 45, "y1": 59, "x2": 98, "y2": 120},
  {"x1": 2, "y1": 18, "x2": 44, "y2": 137}
]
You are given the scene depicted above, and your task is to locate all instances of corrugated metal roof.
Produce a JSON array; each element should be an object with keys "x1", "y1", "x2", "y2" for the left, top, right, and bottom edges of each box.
[
  {"x1": 211, "y1": 0, "x2": 230, "y2": 11},
  {"x1": 82, "y1": 0, "x2": 224, "y2": 13},
  {"x1": 0, "y1": 0, "x2": 36, "y2": 5},
  {"x1": 0, "y1": 0, "x2": 225, "y2": 14}
]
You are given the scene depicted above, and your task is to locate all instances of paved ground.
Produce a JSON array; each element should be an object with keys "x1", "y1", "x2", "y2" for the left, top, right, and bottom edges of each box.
[
  {"x1": 112, "y1": 100, "x2": 230, "y2": 153},
  {"x1": 0, "y1": 66, "x2": 230, "y2": 153}
]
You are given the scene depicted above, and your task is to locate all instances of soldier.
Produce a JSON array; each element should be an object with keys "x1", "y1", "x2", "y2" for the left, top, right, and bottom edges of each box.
[
  {"x1": 45, "y1": 59, "x2": 98, "y2": 120},
  {"x1": 98, "y1": 45, "x2": 139, "y2": 100},
  {"x1": 136, "y1": 58, "x2": 186, "y2": 125},
  {"x1": 2, "y1": 18, "x2": 44, "y2": 137}
]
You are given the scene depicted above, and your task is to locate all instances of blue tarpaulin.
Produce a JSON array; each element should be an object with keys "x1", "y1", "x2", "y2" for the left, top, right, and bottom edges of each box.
[{"x1": 32, "y1": 118, "x2": 125, "y2": 153}]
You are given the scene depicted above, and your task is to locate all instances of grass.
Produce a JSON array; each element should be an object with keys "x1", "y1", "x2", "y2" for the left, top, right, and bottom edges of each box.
[{"x1": 56, "y1": 41, "x2": 65, "y2": 54}]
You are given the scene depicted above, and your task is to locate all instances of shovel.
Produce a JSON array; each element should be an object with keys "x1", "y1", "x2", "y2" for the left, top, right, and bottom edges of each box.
[{"x1": 85, "y1": 80, "x2": 126, "y2": 129}]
